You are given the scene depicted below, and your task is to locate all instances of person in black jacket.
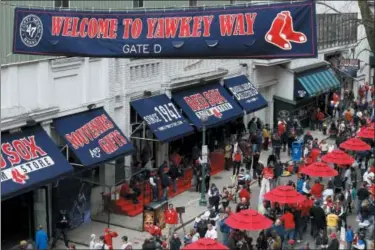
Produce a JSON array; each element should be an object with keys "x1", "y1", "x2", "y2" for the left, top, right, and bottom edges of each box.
[
  {"x1": 356, "y1": 182, "x2": 370, "y2": 217},
  {"x1": 161, "y1": 171, "x2": 171, "y2": 201},
  {"x1": 271, "y1": 133, "x2": 282, "y2": 160},
  {"x1": 310, "y1": 201, "x2": 326, "y2": 237},
  {"x1": 327, "y1": 233, "x2": 339, "y2": 250},
  {"x1": 51, "y1": 210, "x2": 70, "y2": 249},
  {"x1": 169, "y1": 233, "x2": 182, "y2": 250},
  {"x1": 292, "y1": 207, "x2": 303, "y2": 242},
  {"x1": 168, "y1": 164, "x2": 180, "y2": 194}
]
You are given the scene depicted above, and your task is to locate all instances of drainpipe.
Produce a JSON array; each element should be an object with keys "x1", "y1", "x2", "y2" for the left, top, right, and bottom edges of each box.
[{"x1": 240, "y1": 63, "x2": 250, "y2": 125}]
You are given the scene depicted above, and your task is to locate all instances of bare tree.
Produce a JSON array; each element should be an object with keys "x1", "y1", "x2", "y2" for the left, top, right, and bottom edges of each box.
[{"x1": 358, "y1": 0, "x2": 375, "y2": 53}]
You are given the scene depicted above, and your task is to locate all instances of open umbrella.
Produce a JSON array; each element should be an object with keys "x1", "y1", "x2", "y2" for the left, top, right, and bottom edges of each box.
[
  {"x1": 183, "y1": 238, "x2": 228, "y2": 250},
  {"x1": 300, "y1": 162, "x2": 338, "y2": 177},
  {"x1": 357, "y1": 126, "x2": 375, "y2": 139},
  {"x1": 321, "y1": 149, "x2": 355, "y2": 165},
  {"x1": 263, "y1": 185, "x2": 306, "y2": 204},
  {"x1": 340, "y1": 138, "x2": 371, "y2": 151},
  {"x1": 225, "y1": 209, "x2": 273, "y2": 231}
]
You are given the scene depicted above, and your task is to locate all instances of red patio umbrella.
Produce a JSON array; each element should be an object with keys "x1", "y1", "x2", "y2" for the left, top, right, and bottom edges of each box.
[
  {"x1": 183, "y1": 238, "x2": 228, "y2": 250},
  {"x1": 263, "y1": 185, "x2": 306, "y2": 204},
  {"x1": 321, "y1": 149, "x2": 355, "y2": 165},
  {"x1": 225, "y1": 209, "x2": 273, "y2": 231},
  {"x1": 340, "y1": 138, "x2": 371, "y2": 151},
  {"x1": 300, "y1": 162, "x2": 338, "y2": 177},
  {"x1": 357, "y1": 126, "x2": 375, "y2": 139}
]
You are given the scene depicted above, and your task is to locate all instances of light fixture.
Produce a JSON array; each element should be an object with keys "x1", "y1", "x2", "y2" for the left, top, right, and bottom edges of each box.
[
  {"x1": 87, "y1": 104, "x2": 97, "y2": 110},
  {"x1": 26, "y1": 118, "x2": 37, "y2": 127},
  {"x1": 143, "y1": 91, "x2": 152, "y2": 97}
]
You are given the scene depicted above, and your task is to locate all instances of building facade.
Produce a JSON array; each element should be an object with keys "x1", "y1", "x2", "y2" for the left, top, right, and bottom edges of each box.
[{"x1": 1, "y1": 0, "x2": 372, "y2": 247}]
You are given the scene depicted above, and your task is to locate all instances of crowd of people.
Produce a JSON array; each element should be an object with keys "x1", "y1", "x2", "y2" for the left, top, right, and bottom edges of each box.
[{"x1": 21, "y1": 87, "x2": 374, "y2": 250}]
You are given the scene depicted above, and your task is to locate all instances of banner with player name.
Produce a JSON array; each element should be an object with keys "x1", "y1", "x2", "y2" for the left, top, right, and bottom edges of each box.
[
  {"x1": 130, "y1": 94, "x2": 194, "y2": 142},
  {"x1": 172, "y1": 82, "x2": 243, "y2": 130},
  {"x1": 1, "y1": 126, "x2": 73, "y2": 199},
  {"x1": 13, "y1": 0, "x2": 317, "y2": 58},
  {"x1": 53, "y1": 108, "x2": 134, "y2": 166}
]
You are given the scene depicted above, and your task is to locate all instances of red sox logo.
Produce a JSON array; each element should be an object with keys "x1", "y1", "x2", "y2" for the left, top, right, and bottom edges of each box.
[
  {"x1": 212, "y1": 108, "x2": 222, "y2": 118},
  {"x1": 1, "y1": 136, "x2": 46, "y2": 184},
  {"x1": 265, "y1": 11, "x2": 307, "y2": 50}
]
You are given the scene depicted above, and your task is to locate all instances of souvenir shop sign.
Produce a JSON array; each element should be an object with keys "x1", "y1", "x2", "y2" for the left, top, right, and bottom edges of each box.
[
  {"x1": 13, "y1": 1, "x2": 317, "y2": 58},
  {"x1": 172, "y1": 83, "x2": 243, "y2": 129},
  {"x1": 130, "y1": 94, "x2": 194, "y2": 142},
  {"x1": 53, "y1": 108, "x2": 134, "y2": 166},
  {"x1": 1, "y1": 126, "x2": 73, "y2": 199}
]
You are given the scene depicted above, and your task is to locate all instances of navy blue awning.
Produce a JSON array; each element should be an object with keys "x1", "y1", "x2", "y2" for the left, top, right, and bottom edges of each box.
[
  {"x1": 1, "y1": 125, "x2": 73, "y2": 199},
  {"x1": 53, "y1": 108, "x2": 134, "y2": 166},
  {"x1": 130, "y1": 94, "x2": 194, "y2": 142},
  {"x1": 224, "y1": 75, "x2": 268, "y2": 113},
  {"x1": 172, "y1": 82, "x2": 244, "y2": 130}
]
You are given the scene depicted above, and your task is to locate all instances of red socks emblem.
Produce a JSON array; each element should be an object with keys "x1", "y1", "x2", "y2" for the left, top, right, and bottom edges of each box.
[
  {"x1": 11, "y1": 169, "x2": 29, "y2": 184},
  {"x1": 265, "y1": 11, "x2": 307, "y2": 50}
]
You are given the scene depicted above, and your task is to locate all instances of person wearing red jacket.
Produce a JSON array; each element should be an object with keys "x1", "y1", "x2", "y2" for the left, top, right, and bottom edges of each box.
[
  {"x1": 103, "y1": 228, "x2": 118, "y2": 250},
  {"x1": 299, "y1": 195, "x2": 314, "y2": 232},
  {"x1": 259, "y1": 164, "x2": 274, "y2": 200},
  {"x1": 148, "y1": 222, "x2": 162, "y2": 237},
  {"x1": 165, "y1": 204, "x2": 178, "y2": 239},
  {"x1": 277, "y1": 120, "x2": 286, "y2": 136},
  {"x1": 238, "y1": 185, "x2": 251, "y2": 203},
  {"x1": 311, "y1": 179, "x2": 324, "y2": 199}
]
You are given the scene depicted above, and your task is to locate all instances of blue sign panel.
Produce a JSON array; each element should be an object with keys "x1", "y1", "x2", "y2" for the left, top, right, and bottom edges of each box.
[
  {"x1": 131, "y1": 94, "x2": 194, "y2": 142},
  {"x1": 1, "y1": 126, "x2": 73, "y2": 199},
  {"x1": 13, "y1": 1, "x2": 317, "y2": 58},
  {"x1": 172, "y1": 83, "x2": 243, "y2": 130},
  {"x1": 53, "y1": 108, "x2": 134, "y2": 166},
  {"x1": 224, "y1": 75, "x2": 268, "y2": 113}
]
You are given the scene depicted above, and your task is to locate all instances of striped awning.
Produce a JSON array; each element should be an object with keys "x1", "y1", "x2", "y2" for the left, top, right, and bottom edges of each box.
[{"x1": 296, "y1": 69, "x2": 340, "y2": 97}]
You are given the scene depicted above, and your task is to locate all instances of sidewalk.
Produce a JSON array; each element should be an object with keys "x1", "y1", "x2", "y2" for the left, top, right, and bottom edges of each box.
[{"x1": 56, "y1": 129, "x2": 330, "y2": 249}]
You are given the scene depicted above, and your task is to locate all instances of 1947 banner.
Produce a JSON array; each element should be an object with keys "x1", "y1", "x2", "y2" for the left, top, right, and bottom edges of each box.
[{"x1": 13, "y1": 0, "x2": 317, "y2": 58}]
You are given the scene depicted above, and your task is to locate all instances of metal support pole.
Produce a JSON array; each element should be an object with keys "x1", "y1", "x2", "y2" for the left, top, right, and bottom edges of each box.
[{"x1": 199, "y1": 125, "x2": 207, "y2": 206}]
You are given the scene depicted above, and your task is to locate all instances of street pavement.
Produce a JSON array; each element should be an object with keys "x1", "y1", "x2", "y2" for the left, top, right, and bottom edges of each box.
[{"x1": 55, "y1": 129, "x2": 360, "y2": 249}]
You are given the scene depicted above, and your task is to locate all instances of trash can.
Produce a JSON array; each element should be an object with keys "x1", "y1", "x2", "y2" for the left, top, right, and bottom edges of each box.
[{"x1": 292, "y1": 140, "x2": 303, "y2": 162}]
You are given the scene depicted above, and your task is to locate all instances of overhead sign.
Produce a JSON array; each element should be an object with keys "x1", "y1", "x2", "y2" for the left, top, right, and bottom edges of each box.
[
  {"x1": 13, "y1": 1, "x2": 317, "y2": 58},
  {"x1": 130, "y1": 94, "x2": 194, "y2": 142},
  {"x1": 172, "y1": 83, "x2": 243, "y2": 129},
  {"x1": 224, "y1": 75, "x2": 268, "y2": 113},
  {"x1": 53, "y1": 108, "x2": 134, "y2": 166},
  {"x1": 1, "y1": 126, "x2": 73, "y2": 199}
]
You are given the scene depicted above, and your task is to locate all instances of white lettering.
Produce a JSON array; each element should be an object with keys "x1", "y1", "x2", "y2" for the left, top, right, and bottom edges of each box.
[
  {"x1": 1, "y1": 156, "x2": 54, "y2": 182},
  {"x1": 122, "y1": 44, "x2": 150, "y2": 54}
]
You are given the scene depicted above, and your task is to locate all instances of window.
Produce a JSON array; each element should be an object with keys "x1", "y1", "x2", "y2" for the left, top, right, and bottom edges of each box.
[
  {"x1": 54, "y1": 0, "x2": 69, "y2": 8},
  {"x1": 189, "y1": 0, "x2": 198, "y2": 7},
  {"x1": 230, "y1": 0, "x2": 236, "y2": 4},
  {"x1": 133, "y1": 0, "x2": 144, "y2": 8},
  {"x1": 317, "y1": 13, "x2": 358, "y2": 50}
]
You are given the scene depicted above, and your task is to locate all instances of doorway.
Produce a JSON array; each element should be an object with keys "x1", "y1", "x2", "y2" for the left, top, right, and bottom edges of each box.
[{"x1": 1, "y1": 191, "x2": 34, "y2": 249}]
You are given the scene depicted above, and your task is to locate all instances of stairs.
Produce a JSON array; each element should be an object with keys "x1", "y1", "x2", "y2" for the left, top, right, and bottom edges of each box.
[{"x1": 105, "y1": 152, "x2": 225, "y2": 218}]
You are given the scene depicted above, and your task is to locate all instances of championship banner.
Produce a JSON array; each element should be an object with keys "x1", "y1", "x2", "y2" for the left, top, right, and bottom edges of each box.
[
  {"x1": 53, "y1": 108, "x2": 134, "y2": 166},
  {"x1": 13, "y1": 0, "x2": 317, "y2": 58}
]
